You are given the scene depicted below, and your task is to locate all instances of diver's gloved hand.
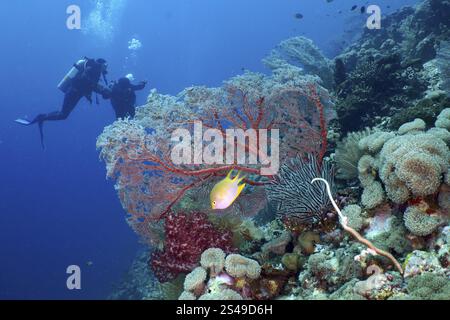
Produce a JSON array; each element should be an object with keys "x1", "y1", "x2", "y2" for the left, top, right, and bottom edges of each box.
[{"x1": 140, "y1": 81, "x2": 147, "y2": 87}]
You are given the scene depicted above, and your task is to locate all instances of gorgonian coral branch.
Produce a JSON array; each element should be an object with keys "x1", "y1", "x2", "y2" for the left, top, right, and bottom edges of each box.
[{"x1": 97, "y1": 77, "x2": 336, "y2": 245}]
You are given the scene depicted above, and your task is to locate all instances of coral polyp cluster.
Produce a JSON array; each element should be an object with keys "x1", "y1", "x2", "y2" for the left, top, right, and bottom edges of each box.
[
  {"x1": 178, "y1": 248, "x2": 262, "y2": 300},
  {"x1": 379, "y1": 130, "x2": 448, "y2": 203}
]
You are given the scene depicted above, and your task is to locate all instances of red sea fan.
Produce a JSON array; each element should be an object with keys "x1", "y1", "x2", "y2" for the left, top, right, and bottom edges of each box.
[
  {"x1": 150, "y1": 211, "x2": 235, "y2": 282},
  {"x1": 97, "y1": 80, "x2": 334, "y2": 246}
]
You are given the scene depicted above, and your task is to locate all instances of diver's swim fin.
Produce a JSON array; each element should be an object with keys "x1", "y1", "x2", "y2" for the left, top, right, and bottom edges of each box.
[
  {"x1": 15, "y1": 119, "x2": 32, "y2": 125},
  {"x1": 38, "y1": 121, "x2": 45, "y2": 150},
  {"x1": 15, "y1": 118, "x2": 45, "y2": 149}
]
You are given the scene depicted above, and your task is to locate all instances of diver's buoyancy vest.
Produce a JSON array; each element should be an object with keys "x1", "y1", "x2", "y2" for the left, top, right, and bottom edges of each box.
[{"x1": 112, "y1": 83, "x2": 136, "y2": 106}]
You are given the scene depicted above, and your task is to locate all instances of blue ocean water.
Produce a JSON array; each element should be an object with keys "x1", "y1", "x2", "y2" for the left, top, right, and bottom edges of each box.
[{"x1": 0, "y1": 0, "x2": 419, "y2": 300}]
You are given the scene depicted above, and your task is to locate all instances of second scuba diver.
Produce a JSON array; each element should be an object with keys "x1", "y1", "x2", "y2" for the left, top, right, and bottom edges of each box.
[
  {"x1": 15, "y1": 57, "x2": 110, "y2": 148},
  {"x1": 104, "y1": 75, "x2": 147, "y2": 120}
]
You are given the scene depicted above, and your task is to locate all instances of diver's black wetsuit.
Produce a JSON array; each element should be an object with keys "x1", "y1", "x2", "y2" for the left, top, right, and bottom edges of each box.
[
  {"x1": 106, "y1": 78, "x2": 146, "y2": 119},
  {"x1": 31, "y1": 59, "x2": 108, "y2": 124}
]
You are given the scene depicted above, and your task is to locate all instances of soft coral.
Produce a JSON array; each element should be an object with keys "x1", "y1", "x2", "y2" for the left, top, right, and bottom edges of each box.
[{"x1": 150, "y1": 211, "x2": 235, "y2": 282}]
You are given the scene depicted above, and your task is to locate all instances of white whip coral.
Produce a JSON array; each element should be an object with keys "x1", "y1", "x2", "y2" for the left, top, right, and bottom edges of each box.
[{"x1": 311, "y1": 178, "x2": 404, "y2": 275}]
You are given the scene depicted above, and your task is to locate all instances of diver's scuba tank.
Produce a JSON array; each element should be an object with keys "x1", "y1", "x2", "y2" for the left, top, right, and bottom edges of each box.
[{"x1": 57, "y1": 59, "x2": 87, "y2": 93}]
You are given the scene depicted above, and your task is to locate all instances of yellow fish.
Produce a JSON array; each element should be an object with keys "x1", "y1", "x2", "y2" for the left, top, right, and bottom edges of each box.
[{"x1": 210, "y1": 170, "x2": 246, "y2": 210}]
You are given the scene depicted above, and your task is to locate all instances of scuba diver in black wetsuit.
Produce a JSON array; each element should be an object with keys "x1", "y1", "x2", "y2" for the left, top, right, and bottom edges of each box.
[
  {"x1": 105, "y1": 76, "x2": 147, "y2": 119},
  {"x1": 15, "y1": 57, "x2": 109, "y2": 148}
]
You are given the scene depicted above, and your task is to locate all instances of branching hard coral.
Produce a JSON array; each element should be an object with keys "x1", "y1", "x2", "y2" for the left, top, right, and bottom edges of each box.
[
  {"x1": 334, "y1": 129, "x2": 372, "y2": 180},
  {"x1": 335, "y1": 0, "x2": 450, "y2": 132},
  {"x1": 335, "y1": 54, "x2": 417, "y2": 132},
  {"x1": 267, "y1": 154, "x2": 334, "y2": 225},
  {"x1": 389, "y1": 94, "x2": 450, "y2": 130},
  {"x1": 311, "y1": 178, "x2": 403, "y2": 275},
  {"x1": 334, "y1": 58, "x2": 347, "y2": 88}
]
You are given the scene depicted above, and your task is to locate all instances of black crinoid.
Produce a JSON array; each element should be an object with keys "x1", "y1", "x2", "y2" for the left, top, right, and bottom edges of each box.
[{"x1": 267, "y1": 154, "x2": 335, "y2": 225}]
